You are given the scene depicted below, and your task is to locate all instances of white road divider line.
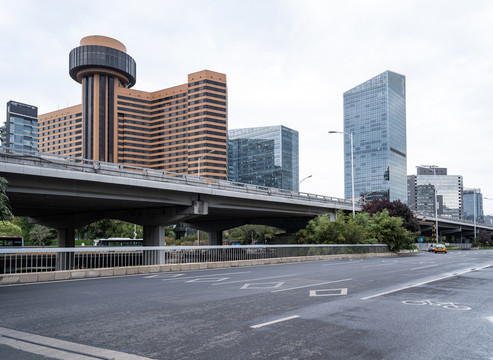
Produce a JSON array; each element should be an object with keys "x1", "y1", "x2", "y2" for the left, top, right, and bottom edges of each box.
[
  {"x1": 251, "y1": 315, "x2": 300, "y2": 329},
  {"x1": 271, "y1": 278, "x2": 352, "y2": 293},
  {"x1": 410, "y1": 264, "x2": 439, "y2": 271},
  {"x1": 0, "y1": 327, "x2": 155, "y2": 360},
  {"x1": 361, "y1": 264, "x2": 492, "y2": 300},
  {"x1": 362, "y1": 263, "x2": 396, "y2": 268}
]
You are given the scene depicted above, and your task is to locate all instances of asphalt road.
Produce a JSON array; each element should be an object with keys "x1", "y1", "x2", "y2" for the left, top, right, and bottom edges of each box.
[{"x1": 1, "y1": 250, "x2": 492, "y2": 360}]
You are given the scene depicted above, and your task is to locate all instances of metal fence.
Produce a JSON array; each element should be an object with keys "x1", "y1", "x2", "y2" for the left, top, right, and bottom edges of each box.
[
  {"x1": 0, "y1": 244, "x2": 389, "y2": 274},
  {"x1": 415, "y1": 242, "x2": 472, "y2": 251}
]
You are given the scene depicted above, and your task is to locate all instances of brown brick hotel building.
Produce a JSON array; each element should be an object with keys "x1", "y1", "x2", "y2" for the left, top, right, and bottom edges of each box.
[{"x1": 38, "y1": 36, "x2": 228, "y2": 179}]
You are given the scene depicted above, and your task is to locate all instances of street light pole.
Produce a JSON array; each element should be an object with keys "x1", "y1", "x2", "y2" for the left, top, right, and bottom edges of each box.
[
  {"x1": 329, "y1": 131, "x2": 355, "y2": 217},
  {"x1": 196, "y1": 149, "x2": 215, "y2": 246},
  {"x1": 197, "y1": 149, "x2": 215, "y2": 179},
  {"x1": 473, "y1": 189, "x2": 477, "y2": 238},
  {"x1": 299, "y1": 175, "x2": 313, "y2": 186}
]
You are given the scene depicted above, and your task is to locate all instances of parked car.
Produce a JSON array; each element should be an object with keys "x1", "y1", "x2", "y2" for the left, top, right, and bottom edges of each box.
[{"x1": 434, "y1": 244, "x2": 447, "y2": 253}]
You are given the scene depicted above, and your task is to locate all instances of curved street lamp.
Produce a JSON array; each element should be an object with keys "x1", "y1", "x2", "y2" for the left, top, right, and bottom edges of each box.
[
  {"x1": 198, "y1": 149, "x2": 215, "y2": 179},
  {"x1": 299, "y1": 175, "x2": 313, "y2": 186},
  {"x1": 196, "y1": 149, "x2": 215, "y2": 246}
]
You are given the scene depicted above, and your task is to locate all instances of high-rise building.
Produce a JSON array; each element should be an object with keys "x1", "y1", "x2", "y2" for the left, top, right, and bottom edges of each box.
[
  {"x1": 343, "y1": 70, "x2": 407, "y2": 202},
  {"x1": 228, "y1": 125, "x2": 299, "y2": 191},
  {"x1": 408, "y1": 166, "x2": 463, "y2": 219},
  {"x1": 5, "y1": 101, "x2": 38, "y2": 153},
  {"x1": 463, "y1": 189, "x2": 483, "y2": 222},
  {"x1": 38, "y1": 36, "x2": 228, "y2": 179}
]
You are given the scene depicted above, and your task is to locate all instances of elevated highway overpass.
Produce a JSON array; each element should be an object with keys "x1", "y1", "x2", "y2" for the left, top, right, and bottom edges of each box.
[
  {"x1": 0, "y1": 151, "x2": 355, "y2": 246},
  {"x1": 1, "y1": 150, "x2": 491, "y2": 246}
]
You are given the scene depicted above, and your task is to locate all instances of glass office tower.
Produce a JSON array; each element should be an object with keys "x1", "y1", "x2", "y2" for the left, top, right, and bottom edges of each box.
[
  {"x1": 5, "y1": 101, "x2": 38, "y2": 153},
  {"x1": 408, "y1": 168, "x2": 463, "y2": 219},
  {"x1": 463, "y1": 189, "x2": 483, "y2": 222},
  {"x1": 228, "y1": 125, "x2": 299, "y2": 191},
  {"x1": 343, "y1": 71, "x2": 407, "y2": 201}
]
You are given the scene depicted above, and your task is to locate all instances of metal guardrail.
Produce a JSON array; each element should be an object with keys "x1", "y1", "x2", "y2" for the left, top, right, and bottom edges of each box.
[
  {"x1": 0, "y1": 244, "x2": 389, "y2": 274},
  {"x1": 0, "y1": 147, "x2": 354, "y2": 208},
  {"x1": 415, "y1": 242, "x2": 472, "y2": 251}
]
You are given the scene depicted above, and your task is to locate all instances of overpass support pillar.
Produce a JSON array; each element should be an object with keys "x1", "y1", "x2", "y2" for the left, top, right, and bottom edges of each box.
[
  {"x1": 143, "y1": 225, "x2": 166, "y2": 265},
  {"x1": 57, "y1": 228, "x2": 75, "y2": 271},
  {"x1": 208, "y1": 231, "x2": 223, "y2": 246}
]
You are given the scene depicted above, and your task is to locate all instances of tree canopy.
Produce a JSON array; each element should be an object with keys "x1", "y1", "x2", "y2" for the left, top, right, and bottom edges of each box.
[
  {"x1": 297, "y1": 210, "x2": 415, "y2": 252},
  {"x1": 0, "y1": 221, "x2": 22, "y2": 236},
  {"x1": 362, "y1": 198, "x2": 420, "y2": 233},
  {"x1": 0, "y1": 177, "x2": 13, "y2": 222}
]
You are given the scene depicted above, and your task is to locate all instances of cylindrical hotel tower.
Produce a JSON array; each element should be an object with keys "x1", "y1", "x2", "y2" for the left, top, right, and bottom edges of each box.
[{"x1": 69, "y1": 36, "x2": 136, "y2": 162}]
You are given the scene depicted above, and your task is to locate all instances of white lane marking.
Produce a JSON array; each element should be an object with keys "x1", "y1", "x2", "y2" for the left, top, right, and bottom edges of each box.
[
  {"x1": 0, "y1": 326, "x2": 155, "y2": 360},
  {"x1": 211, "y1": 274, "x2": 297, "y2": 286},
  {"x1": 322, "y1": 260, "x2": 362, "y2": 266},
  {"x1": 241, "y1": 282, "x2": 285, "y2": 290},
  {"x1": 186, "y1": 277, "x2": 229, "y2": 283},
  {"x1": 487, "y1": 316, "x2": 493, "y2": 324},
  {"x1": 271, "y1": 278, "x2": 352, "y2": 293},
  {"x1": 251, "y1": 315, "x2": 300, "y2": 329},
  {"x1": 310, "y1": 288, "x2": 348, "y2": 297},
  {"x1": 362, "y1": 263, "x2": 396, "y2": 268},
  {"x1": 410, "y1": 264, "x2": 439, "y2": 271},
  {"x1": 361, "y1": 264, "x2": 492, "y2": 300},
  {"x1": 144, "y1": 275, "x2": 159, "y2": 279},
  {"x1": 161, "y1": 271, "x2": 251, "y2": 281}
]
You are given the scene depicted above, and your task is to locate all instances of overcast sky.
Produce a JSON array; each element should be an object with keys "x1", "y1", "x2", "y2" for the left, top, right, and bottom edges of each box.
[{"x1": 1, "y1": 0, "x2": 492, "y2": 214}]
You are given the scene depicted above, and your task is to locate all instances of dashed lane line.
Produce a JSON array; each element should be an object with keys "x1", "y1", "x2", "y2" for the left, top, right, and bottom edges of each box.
[
  {"x1": 362, "y1": 263, "x2": 396, "y2": 268},
  {"x1": 410, "y1": 264, "x2": 439, "y2": 271},
  {"x1": 251, "y1": 315, "x2": 300, "y2": 329}
]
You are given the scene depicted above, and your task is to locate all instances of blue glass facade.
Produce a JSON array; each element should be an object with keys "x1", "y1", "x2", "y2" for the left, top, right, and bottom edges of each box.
[
  {"x1": 228, "y1": 125, "x2": 299, "y2": 191},
  {"x1": 343, "y1": 71, "x2": 407, "y2": 201},
  {"x1": 5, "y1": 101, "x2": 38, "y2": 153},
  {"x1": 408, "y1": 173, "x2": 463, "y2": 219},
  {"x1": 463, "y1": 189, "x2": 483, "y2": 222}
]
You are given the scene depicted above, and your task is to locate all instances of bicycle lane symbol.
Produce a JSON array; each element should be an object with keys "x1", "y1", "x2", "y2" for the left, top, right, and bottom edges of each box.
[{"x1": 402, "y1": 299, "x2": 471, "y2": 311}]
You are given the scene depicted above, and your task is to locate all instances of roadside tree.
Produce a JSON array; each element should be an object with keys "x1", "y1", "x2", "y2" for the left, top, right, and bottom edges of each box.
[
  {"x1": 362, "y1": 198, "x2": 420, "y2": 233},
  {"x1": 0, "y1": 221, "x2": 22, "y2": 236},
  {"x1": 0, "y1": 177, "x2": 13, "y2": 222}
]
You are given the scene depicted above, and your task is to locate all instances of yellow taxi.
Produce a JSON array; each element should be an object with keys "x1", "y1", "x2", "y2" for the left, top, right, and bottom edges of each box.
[{"x1": 434, "y1": 243, "x2": 447, "y2": 253}]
